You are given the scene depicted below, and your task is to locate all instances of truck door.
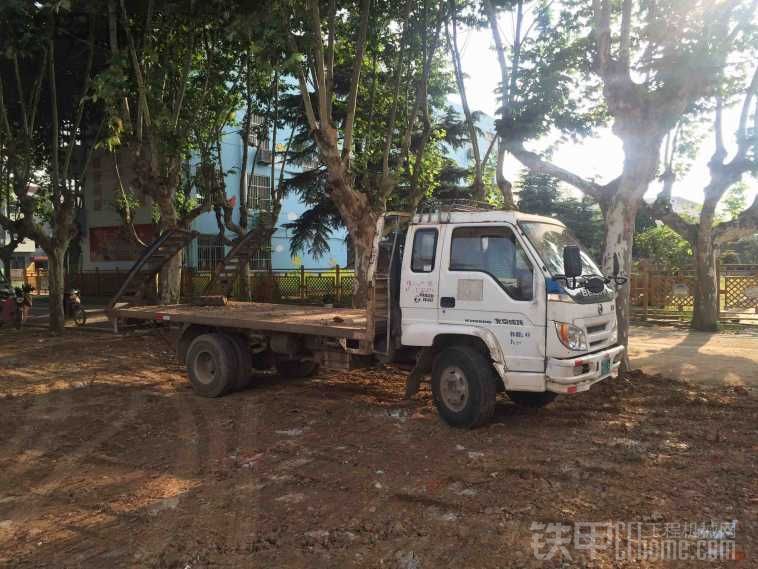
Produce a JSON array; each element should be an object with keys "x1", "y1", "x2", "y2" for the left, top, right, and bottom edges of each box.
[
  {"x1": 438, "y1": 224, "x2": 545, "y2": 373},
  {"x1": 399, "y1": 224, "x2": 442, "y2": 329}
]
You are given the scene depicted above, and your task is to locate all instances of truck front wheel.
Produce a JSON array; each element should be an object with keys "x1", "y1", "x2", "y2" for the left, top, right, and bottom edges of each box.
[
  {"x1": 431, "y1": 346, "x2": 497, "y2": 428},
  {"x1": 186, "y1": 333, "x2": 237, "y2": 397}
]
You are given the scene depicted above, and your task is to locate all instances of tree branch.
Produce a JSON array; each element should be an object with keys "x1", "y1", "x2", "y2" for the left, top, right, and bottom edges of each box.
[
  {"x1": 713, "y1": 193, "x2": 758, "y2": 245},
  {"x1": 341, "y1": 0, "x2": 371, "y2": 163},
  {"x1": 62, "y1": 16, "x2": 95, "y2": 184},
  {"x1": 381, "y1": 2, "x2": 411, "y2": 177},
  {"x1": 619, "y1": 0, "x2": 632, "y2": 71},
  {"x1": 736, "y1": 65, "x2": 758, "y2": 156},
  {"x1": 307, "y1": 0, "x2": 330, "y2": 126},
  {"x1": 326, "y1": 0, "x2": 336, "y2": 118},
  {"x1": 505, "y1": 141, "x2": 606, "y2": 200},
  {"x1": 484, "y1": 0, "x2": 509, "y2": 108},
  {"x1": 12, "y1": 54, "x2": 29, "y2": 136},
  {"x1": 446, "y1": 1, "x2": 482, "y2": 191}
]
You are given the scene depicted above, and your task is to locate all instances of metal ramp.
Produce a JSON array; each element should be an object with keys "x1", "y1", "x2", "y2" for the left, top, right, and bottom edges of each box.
[
  {"x1": 203, "y1": 229, "x2": 265, "y2": 297},
  {"x1": 108, "y1": 228, "x2": 198, "y2": 311}
]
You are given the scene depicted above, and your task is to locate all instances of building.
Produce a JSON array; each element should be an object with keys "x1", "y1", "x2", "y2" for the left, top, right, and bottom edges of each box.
[
  {"x1": 186, "y1": 114, "x2": 348, "y2": 272},
  {"x1": 1, "y1": 184, "x2": 49, "y2": 284},
  {"x1": 79, "y1": 114, "x2": 348, "y2": 273},
  {"x1": 78, "y1": 104, "x2": 492, "y2": 274}
]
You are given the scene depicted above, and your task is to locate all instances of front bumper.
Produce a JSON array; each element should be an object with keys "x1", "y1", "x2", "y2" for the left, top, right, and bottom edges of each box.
[{"x1": 546, "y1": 344, "x2": 625, "y2": 394}]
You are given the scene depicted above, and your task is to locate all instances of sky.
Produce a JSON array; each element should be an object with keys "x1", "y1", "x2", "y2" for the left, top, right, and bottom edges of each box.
[{"x1": 448, "y1": 24, "x2": 758, "y2": 210}]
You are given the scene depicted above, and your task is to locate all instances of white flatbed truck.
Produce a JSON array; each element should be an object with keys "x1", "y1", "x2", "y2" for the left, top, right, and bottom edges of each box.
[{"x1": 109, "y1": 203, "x2": 625, "y2": 428}]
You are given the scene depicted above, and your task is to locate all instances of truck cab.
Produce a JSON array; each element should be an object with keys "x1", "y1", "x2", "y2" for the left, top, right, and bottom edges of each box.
[{"x1": 391, "y1": 207, "x2": 624, "y2": 427}]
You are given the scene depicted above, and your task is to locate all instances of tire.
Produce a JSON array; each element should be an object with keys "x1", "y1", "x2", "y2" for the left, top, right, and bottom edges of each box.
[
  {"x1": 275, "y1": 359, "x2": 318, "y2": 379},
  {"x1": 73, "y1": 306, "x2": 87, "y2": 326},
  {"x1": 226, "y1": 333, "x2": 253, "y2": 391},
  {"x1": 507, "y1": 391, "x2": 558, "y2": 408},
  {"x1": 186, "y1": 333, "x2": 237, "y2": 397},
  {"x1": 431, "y1": 346, "x2": 497, "y2": 428}
]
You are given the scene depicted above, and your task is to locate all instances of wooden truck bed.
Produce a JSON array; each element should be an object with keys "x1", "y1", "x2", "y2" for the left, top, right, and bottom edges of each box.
[{"x1": 112, "y1": 302, "x2": 370, "y2": 340}]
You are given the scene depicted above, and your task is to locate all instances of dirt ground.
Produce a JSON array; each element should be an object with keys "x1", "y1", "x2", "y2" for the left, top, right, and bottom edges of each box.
[
  {"x1": 0, "y1": 327, "x2": 755, "y2": 568},
  {"x1": 628, "y1": 325, "x2": 758, "y2": 387}
]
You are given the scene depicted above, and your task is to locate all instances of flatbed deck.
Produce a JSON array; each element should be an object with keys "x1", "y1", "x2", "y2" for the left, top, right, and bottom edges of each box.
[{"x1": 112, "y1": 302, "x2": 370, "y2": 340}]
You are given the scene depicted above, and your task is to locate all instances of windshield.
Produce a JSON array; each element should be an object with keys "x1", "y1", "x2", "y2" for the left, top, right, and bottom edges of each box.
[{"x1": 520, "y1": 221, "x2": 602, "y2": 277}]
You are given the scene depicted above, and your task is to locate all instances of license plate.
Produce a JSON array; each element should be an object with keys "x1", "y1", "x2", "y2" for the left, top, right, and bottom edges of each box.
[{"x1": 601, "y1": 358, "x2": 611, "y2": 375}]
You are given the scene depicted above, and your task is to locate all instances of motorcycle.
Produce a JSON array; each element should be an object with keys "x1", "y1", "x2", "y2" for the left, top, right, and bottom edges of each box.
[
  {"x1": 0, "y1": 284, "x2": 33, "y2": 330},
  {"x1": 64, "y1": 289, "x2": 87, "y2": 326}
]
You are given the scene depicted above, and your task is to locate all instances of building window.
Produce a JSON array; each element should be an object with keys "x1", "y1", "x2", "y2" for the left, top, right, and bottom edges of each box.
[
  {"x1": 197, "y1": 234, "x2": 225, "y2": 271},
  {"x1": 450, "y1": 226, "x2": 534, "y2": 301},
  {"x1": 247, "y1": 114, "x2": 266, "y2": 147},
  {"x1": 295, "y1": 155, "x2": 320, "y2": 170},
  {"x1": 249, "y1": 245, "x2": 272, "y2": 271},
  {"x1": 411, "y1": 228, "x2": 438, "y2": 273},
  {"x1": 248, "y1": 175, "x2": 272, "y2": 210}
]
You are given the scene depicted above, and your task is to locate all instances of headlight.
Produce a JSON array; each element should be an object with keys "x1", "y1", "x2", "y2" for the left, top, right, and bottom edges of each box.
[
  {"x1": 555, "y1": 321, "x2": 587, "y2": 351},
  {"x1": 609, "y1": 316, "x2": 618, "y2": 343}
]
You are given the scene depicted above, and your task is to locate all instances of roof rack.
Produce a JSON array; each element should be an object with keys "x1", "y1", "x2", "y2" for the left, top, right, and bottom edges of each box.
[{"x1": 415, "y1": 198, "x2": 494, "y2": 214}]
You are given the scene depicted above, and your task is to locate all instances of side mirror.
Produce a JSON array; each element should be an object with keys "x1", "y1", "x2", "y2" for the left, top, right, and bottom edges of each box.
[
  {"x1": 563, "y1": 245, "x2": 582, "y2": 278},
  {"x1": 613, "y1": 252, "x2": 620, "y2": 277}
]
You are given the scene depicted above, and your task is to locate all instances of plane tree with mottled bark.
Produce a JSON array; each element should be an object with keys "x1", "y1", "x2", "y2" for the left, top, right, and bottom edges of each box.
[
  {"x1": 483, "y1": 0, "x2": 755, "y2": 361},
  {"x1": 284, "y1": 0, "x2": 448, "y2": 307},
  {"x1": 0, "y1": 1, "x2": 103, "y2": 334},
  {"x1": 649, "y1": 66, "x2": 758, "y2": 331},
  {"x1": 96, "y1": 0, "x2": 251, "y2": 303}
]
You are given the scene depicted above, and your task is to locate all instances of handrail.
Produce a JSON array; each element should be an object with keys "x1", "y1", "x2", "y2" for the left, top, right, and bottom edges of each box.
[
  {"x1": 107, "y1": 228, "x2": 197, "y2": 311},
  {"x1": 203, "y1": 229, "x2": 265, "y2": 296}
]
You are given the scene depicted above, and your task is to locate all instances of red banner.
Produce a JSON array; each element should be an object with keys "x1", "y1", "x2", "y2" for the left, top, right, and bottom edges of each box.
[{"x1": 89, "y1": 224, "x2": 157, "y2": 262}]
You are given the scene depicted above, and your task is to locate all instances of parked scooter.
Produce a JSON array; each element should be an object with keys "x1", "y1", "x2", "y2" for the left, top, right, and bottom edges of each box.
[
  {"x1": 64, "y1": 289, "x2": 87, "y2": 326},
  {"x1": 0, "y1": 285, "x2": 33, "y2": 329}
]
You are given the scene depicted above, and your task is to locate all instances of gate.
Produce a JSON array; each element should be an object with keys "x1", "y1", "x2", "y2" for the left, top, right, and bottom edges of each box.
[{"x1": 631, "y1": 262, "x2": 758, "y2": 324}]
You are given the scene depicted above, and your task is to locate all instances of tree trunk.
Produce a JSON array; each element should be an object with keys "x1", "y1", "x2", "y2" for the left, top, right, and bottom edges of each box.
[
  {"x1": 350, "y1": 222, "x2": 378, "y2": 309},
  {"x1": 601, "y1": 195, "x2": 637, "y2": 361},
  {"x1": 157, "y1": 193, "x2": 182, "y2": 304},
  {"x1": 692, "y1": 208, "x2": 719, "y2": 331},
  {"x1": 495, "y1": 140, "x2": 515, "y2": 209},
  {"x1": 2, "y1": 256, "x2": 11, "y2": 283},
  {"x1": 600, "y1": 136, "x2": 661, "y2": 367},
  {"x1": 47, "y1": 246, "x2": 67, "y2": 334}
]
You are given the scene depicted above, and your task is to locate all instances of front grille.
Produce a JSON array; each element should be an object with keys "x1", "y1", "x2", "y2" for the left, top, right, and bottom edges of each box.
[{"x1": 587, "y1": 323, "x2": 607, "y2": 334}]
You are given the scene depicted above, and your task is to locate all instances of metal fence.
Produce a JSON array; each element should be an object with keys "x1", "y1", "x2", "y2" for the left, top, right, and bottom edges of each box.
[
  {"x1": 9, "y1": 265, "x2": 357, "y2": 306},
  {"x1": 630, "y1": 263, "x2": 758, "y2": 324},
  {"x1": 182, "y1": 266, "x2": 356, "y2": 306}
]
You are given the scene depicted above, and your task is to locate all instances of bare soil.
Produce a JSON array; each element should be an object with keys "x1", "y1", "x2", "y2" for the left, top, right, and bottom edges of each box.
[
  {"x1": 628, "y1": 325, "x2": 758, "y2": 388},
  {"x1": 0, "y1": 328, "x2": 755, "y2": 568}
]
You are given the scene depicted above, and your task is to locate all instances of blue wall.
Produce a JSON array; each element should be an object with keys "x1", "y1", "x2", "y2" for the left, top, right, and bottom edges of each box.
[
  {"x1": 189, "y1": 114, "x2": 348, "y2": 269},
  {"x1": 188, "y1": 105, "x2": 492, "y2": 270}
]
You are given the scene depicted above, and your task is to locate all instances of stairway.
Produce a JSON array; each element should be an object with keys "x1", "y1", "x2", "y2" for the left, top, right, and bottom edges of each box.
[
  {"x1": 108, "y1": 228, "x2": 198, "y2": 311},
  {"x1": 203, "y1": 229, "x2": 266, "y2": 298}
]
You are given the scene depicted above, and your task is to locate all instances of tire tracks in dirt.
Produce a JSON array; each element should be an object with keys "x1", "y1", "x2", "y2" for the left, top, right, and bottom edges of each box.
[
  {"x1": 0, "y1": 383, "x2": 75, "y2": 493},
  {"x1": 3, "y1": 391, "x2": 143, "y2": 564},
  {"x1": 224, "y1": 391, "x2": 264, "y2": 554}
]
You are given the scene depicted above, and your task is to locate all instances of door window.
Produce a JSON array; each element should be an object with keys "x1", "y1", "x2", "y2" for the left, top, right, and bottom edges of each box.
[
  {"x1": 411, "y1": 228, "x2": 438, "y2": 273},
  {"x1": 450, "y1": 226, "x2": 534, "y2": 301}
]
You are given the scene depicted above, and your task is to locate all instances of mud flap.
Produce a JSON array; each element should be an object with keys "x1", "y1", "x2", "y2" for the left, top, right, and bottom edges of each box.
[{"x1": 404, "y1": 348, "x2": 434, "y2": 399}]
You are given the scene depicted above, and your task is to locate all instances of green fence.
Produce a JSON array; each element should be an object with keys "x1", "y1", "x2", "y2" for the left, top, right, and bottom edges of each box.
[{"x1": 181, "y1": 266, "x2": 356, "y2": 306}]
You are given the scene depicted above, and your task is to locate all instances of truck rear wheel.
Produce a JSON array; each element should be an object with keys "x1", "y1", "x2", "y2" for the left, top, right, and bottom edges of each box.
[
  {"x1": 186, "y1": 333, "x2": 236, "y2": 397},
  {"x1": 507, "y1": 391, "x2": 557, "y2": 408},
  {"x1": 226, "y1": 333, "x2": 253, "y2": 391},
  {"x1": 275, "y1": 359, "x2": 318, "y2": 379},
  {"x1": 431, "y1": 346, "x2": 496, "y2": 428}
]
